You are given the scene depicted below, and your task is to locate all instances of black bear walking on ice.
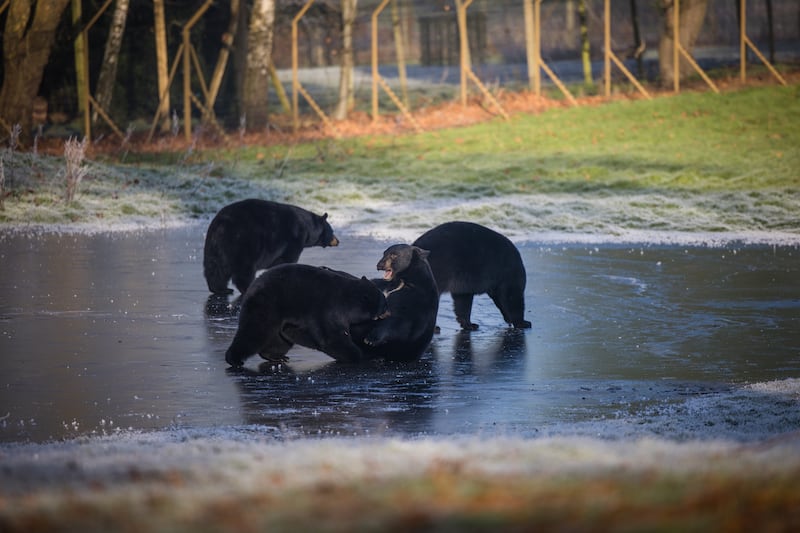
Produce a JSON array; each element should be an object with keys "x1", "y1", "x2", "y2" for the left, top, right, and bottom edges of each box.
[
  {"x1": 352, "y1": 244, "x2": 439, "y2": 361},
  {"x1": 203, "y1": 199, "x2": 339, "y2": 295},
  {"x1": 225, "y1": 264, "x2": 388, "y2": 367},
  {"x1": 413, "y1": 221, "x2": 532, "y2": 330}
]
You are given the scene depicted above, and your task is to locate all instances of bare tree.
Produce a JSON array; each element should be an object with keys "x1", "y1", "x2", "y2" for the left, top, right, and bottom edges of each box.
[
  {"x1": 63, "y1": 136, "x2": 88, "y2": 204},
  {"x1": 153, "y1": 0, "x2": 170, "y2": 132},
  {"x1": 242, "y1": 0, "x2": 276, "y2": 130},
  {"x1": 391, "y1": 0, "x2": 409, "y2": 108},
  {"x1": 92, "y1": 0, "x2": 130, "y2": 126},
  {"x1": 0, "y1": 0, "x2": 72, "y2": 140},
  {"x1": 333, "y1": 0, "x2": 358, "y2": 120},
  {"x1": 630, "y1": 0, "x2": 645, "y2": 77},
  {"x1": 578, "y1": 0, "x2": 593, "y2": 88},
  {"x1": 658, "y1": 0, "x2": 710, "y2": 86}
]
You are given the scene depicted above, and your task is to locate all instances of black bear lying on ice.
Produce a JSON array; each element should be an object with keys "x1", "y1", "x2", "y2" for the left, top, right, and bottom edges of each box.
[
  {"x1": 225, "y1": 264, "x2": 388, "y2": 367},
  {"x1": 203, "y1": 199, "x2": 339, "y2": 295},
  {"x1": 413, "y1": 221, "x2": 532, "y2": 330},
  {"x1": 352, "y1": 244, "x2": 439, "y2": 361}
]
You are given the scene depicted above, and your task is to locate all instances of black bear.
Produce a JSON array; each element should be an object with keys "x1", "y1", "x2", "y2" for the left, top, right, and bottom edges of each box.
[
  {"x1": 352, "y1": 244, "x2": 439, "y2": 361},
  {"x1": 413, "y1": 221, "x2": 531, "y2": 330},
  {"x1": 225, "y1": 264, "x2": 388, "y2": 367},
  {"x1": 203, "y1": 199, "x2": 339, "y2": 295}
]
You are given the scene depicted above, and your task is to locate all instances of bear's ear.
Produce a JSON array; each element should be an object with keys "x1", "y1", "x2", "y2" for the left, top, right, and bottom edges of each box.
[
  {"x1": 413, "y1": 246, "x2": 430, "y2": 259},
  {"x1": 322, "y1": 213, "x2": 329, "y2": 221},
  {"x1": 361, "y1": 276, "x2": 368, "y2": 281}
]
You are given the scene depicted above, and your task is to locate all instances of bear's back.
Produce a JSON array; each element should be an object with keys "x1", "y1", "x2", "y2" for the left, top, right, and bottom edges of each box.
[
  {"x1": 414, "y1": 221, "x2": 524, "y2": 294},
  {"x1": 213, "y1": 199, "x2": 307, "y2": 228}
]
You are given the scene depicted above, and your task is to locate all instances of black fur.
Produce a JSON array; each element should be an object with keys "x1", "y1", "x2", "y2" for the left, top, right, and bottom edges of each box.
[
  {"x1": 413, "y1": 221, "x2": 531, "y2": 330},
  {"x1": 204, "y1": 199, "x2": 339, "y2": 295},
  {"x1": 225, "y1": 264, "x2": 387, "y2": 367},
  {"x1": 352, "y1": 244, "x2": 439, "y2": 361}
]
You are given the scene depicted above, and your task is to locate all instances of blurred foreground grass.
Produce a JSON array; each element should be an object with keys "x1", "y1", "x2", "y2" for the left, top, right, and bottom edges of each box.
[{"x1": 2, "y1": 435, "x2": 799, "y2": 532}]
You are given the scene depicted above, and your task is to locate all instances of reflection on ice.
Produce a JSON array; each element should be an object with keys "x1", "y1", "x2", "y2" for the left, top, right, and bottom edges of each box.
[{"x1": 0, "y1": 227, "x2": 798, "y2": 443}]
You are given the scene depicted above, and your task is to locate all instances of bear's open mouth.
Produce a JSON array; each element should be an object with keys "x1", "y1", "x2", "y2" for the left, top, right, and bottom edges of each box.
[{"x1": 382, "y1": 268, "x2": 394, "y2": 281}]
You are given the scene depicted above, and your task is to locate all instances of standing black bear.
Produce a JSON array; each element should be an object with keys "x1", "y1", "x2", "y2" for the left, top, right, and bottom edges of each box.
[
  {"x1": 413, "y1": 221, "x2": 531, "y2": 330},
  {"x1": 225, "y1": 264, "x2": 388, "y2": 367},
  {"x1": 203, "y1": 199, "x2": 339, "y2": 295},
  {"x1": 352, "y1": 244, "x2": 439, "y2": 361}
]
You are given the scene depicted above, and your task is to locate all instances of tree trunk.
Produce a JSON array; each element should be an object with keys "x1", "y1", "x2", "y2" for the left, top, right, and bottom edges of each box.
[
  {"x1": 233, "y1": 1, "x2": 249, "y2": 121},
  {"x1": 205, "y1": 0, "x2": 240, "y2": 123},
  {"x1": 334, "y1": 0, "x2": 358, "y2": 120},
  {"x1": 658, "y1": 0, "x2": 710, "y2": 87},
  {"x1": 72, "y1": 0, "x2": 87, "y2": 117},
  {"x1": 153, "y1": 0, "x2": 170, "y2": 132},
  {"x1": 92, "y1": 0, "x2": 130, "y2": 125},
  {"x1": 630, "y1": 0, "x2": 644, "y2": 77},
  {"x1": 578, "y1": 0, "x2": 593, "y2": 87},
  {"x1": 391, "y1": 0, "x2": 409, "y2": 108},
  {"x1": 523, "y1": 0, "x2": 536, "y2": 91},
  {"x1": 765, "y1": 0, "x2": 775, "y2": 63},
  {"x1": 0, "y1": 0, "x2": 72, "y2": 140},
  {"x1": 242, "y1": 0, "x2": 276, "y2": 130}
]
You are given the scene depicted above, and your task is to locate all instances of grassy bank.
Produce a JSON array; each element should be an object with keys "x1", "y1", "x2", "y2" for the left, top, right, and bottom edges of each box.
[
  {"x1": 0, "y1": 84, "x2": 797, "y2": 230},
  {"x1": 232, "y1": 84, "x2": 800, "y2": 193},
  {"x1": 2, "y1": 435, "x2": 799, "y2": 532}
]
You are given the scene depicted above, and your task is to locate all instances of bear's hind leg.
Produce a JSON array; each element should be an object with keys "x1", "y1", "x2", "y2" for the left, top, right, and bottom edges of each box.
[
  {"x1": 452, "y1": 293, "x2": 478, "y2": 330},
  {"x1": 488, "y1": 285, "x2": 531, "y2": 329}
]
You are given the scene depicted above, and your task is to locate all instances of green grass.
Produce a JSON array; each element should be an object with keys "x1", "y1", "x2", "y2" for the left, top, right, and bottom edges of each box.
[
  {"x1": 0, "y1": 84, "x2": 797, "y2": 228},
  {"x1": 231, "y1": 84, "x2": 799, "y2": 194}
]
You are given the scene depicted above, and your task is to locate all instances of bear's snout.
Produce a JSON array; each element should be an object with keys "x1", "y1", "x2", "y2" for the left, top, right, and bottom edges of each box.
[
  {"x1": 329, "y1": 235, "x2": 340, "y2": 247},
  {"x1": 377, "y1": 257, "x2": 394, "y2": 280}
]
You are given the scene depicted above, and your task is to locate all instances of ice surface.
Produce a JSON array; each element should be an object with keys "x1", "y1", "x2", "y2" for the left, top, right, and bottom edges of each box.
[
  {"x1": 1, "y1": 230, "x2": 798, "y2": 446},
  {"x1": 1, "y1": 179, "x2": 798, "y2": 519}
]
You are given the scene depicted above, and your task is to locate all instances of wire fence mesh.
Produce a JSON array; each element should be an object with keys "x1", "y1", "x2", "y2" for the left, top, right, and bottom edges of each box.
[{"x1": 22, "y1": 0, "x2": 800, "y2": 138}]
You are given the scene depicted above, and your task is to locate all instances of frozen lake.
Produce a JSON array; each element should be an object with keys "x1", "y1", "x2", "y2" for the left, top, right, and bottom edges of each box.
[{"x1": 1, "y1": 225, "x2": 798, "y2": 443}]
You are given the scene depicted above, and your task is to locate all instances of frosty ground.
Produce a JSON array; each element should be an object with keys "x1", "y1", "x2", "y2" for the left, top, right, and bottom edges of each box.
[
  {"x1": 1, "y1": 428, "x2": 800, "y2": 532},
  {"x1": 1, "y1": 229, "x2": 798, "y2": 531},
  {"x1": 2, "y1": 83, "x2": 799, "y2": 530}
]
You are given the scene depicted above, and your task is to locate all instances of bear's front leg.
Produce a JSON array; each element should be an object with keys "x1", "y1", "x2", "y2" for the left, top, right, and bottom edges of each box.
[
  {"x1": 258, "y1": 351, "x2": 290, "y2": 363},
  {"x1": 256, "y1": 331, "x2": 293, "y2": 363},
  {"x1": 363, "y1": 318, "x2": 408, "y2": 347},
  {"x1": 324, "y1": 330, "x2": 366, "y2": 363},
  {"x1": 226, "y1": 325, "x2": 269, "y2": 367}
]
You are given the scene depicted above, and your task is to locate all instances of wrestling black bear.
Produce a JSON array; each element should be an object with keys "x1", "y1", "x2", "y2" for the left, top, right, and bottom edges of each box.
[
  {"x1": 413, "y1": 221, "x2": 531, "y2": 330},
  {"x1": 203, "y1": 199, "x2": 339, "y2": 295},
  {"x1": 352, "y1": 244, "x2": 439, "y2": 361},
  {"x1": 224, "y1": 264, "x2": 388, "y2": 367}
]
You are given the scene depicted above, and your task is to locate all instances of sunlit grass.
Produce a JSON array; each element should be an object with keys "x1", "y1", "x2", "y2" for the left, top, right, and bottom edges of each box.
[
  {"x1": 0, "y1": 84, "x2": 797, "y2": 228},
  {"x1": 255, "y1": 85, "x2": 799, "y2": 194}
]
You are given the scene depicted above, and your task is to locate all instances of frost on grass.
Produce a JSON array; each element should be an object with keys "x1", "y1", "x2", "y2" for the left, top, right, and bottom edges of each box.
[
  {"x1": 0, "y1": 157, "x2": 5, "y2": 211},
  {"x1": 63, "y1": 137, "x2": 88, "y2": 204},
  {"x1": 0, "y1": 430, "x2": 798, "y2": 532},
  {"x1": 0, "y1": 150, "x2": 266, "y2": 232}
]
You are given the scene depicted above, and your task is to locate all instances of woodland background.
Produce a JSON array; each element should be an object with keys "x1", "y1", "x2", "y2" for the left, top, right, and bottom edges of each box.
[{"x1": 0, "y1": 0, "x2": 797, "y2": 146}]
